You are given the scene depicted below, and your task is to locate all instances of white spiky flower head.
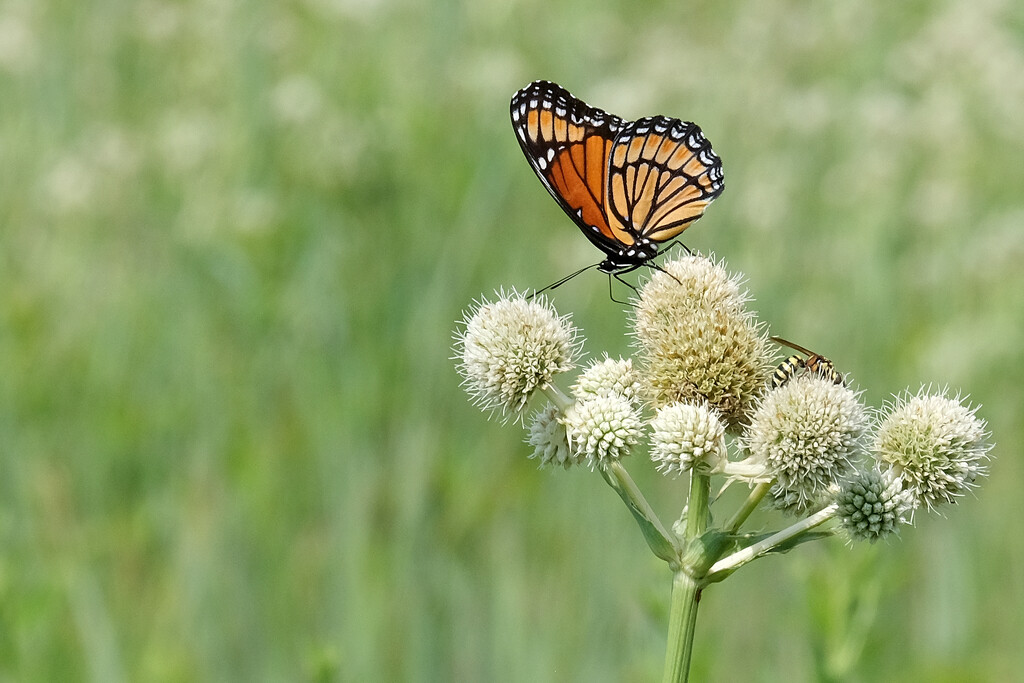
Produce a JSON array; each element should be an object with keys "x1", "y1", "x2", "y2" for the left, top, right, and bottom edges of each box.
[
  {"x1": 526, "y1": 403, "x2": 580, "y2": 469},
  {"x1": 873, "y1": 388, "x2": 991, "y2": 510},
  {"x1": 649, "y1": 401, "x2": 726, "y2": 476},
  {"x1": 564, "y1": 393, "x2": 641, "y2": 468},
  {"x1": 743, "y1": 373, "x2": 869, "y2": 515},
  {"x1": 454, "y1": 289, "x2": 581, "y2": 422},
  {"x1": 572, "y1": 356, "x2": 642, "y2": 402},
  {"x1": 835, "y1": 467, "x2": 914, "y2": 543},
  {"x1": 632, "y1": 254, "x2": 773, "y2": 430}
]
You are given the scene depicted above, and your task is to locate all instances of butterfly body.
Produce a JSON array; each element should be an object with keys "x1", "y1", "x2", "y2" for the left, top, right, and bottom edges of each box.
[{"x1": 510, "y1": 81, "x2": 724, "y2": 276}]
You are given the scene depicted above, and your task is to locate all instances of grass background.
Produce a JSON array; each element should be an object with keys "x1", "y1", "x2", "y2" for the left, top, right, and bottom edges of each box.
[{"x1": 1, "y1": 0, "x2": 1022, "y2": 680}]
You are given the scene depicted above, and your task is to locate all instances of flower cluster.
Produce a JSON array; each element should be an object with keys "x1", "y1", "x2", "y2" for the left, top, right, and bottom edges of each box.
[
  {"x1": 455, "y1": 254, "x2": 993, "y2": 546},
  {"x1": 564, "y1": 392, "x2": 641, "y2": 468},
  {"x1": 649, "y1": 402, "x2": 726, "y2": 476},
  {"x1": 873, "y1": 389, "x2": 990, "y2": 509},
  {"x1": 573, "y1": 356, "x2": 642, "y2": 402},
  {"x1": 632, "y1": 255, "x2": 772, "y2": 429},
  {"x1": 526, "y1": 403, "x2": 576, "y2": 469},
  {"x1": 744, "y1": 374, "x2": 868, "y2": 514},
  {"x1": 453, "y1": 289, "x2": 580, "y2": 422}
]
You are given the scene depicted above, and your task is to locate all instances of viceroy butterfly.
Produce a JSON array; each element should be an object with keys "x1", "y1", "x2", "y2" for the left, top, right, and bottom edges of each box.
[{"x1": 510, "y1": 80, "x2": 725, "y2": 287}]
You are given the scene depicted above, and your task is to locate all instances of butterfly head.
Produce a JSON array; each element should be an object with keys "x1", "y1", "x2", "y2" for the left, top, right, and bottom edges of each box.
[{"x1": 597, "y1": 238, "x2": 658, "y2": 274}]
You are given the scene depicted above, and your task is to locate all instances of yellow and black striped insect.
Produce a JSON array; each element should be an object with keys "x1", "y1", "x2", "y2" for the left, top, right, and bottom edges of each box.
[{"x1": 770, "y1": 336, "x2": 845, "y2": 388}]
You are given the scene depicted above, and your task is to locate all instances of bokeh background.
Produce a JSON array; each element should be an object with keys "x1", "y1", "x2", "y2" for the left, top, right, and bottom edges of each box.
[{"x1": 1, "y1": 0, "x2": 1022, "y2": 680}]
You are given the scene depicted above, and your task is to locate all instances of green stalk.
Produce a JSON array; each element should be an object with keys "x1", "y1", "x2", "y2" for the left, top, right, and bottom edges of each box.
[
  {"x1": 685, "y1": 472, "x2": 711, "y2": 540},
  {"x1": 541, "y1": 383, "x2": 572, "y2": 412},
  {"x1": 662, "y1": 569, "x2": 702, "y2": 683},
  {"x1": 662, "y1": 471, "x2": 711, "y2": 683},
  {"x1": 603, "y1": 461, "x2": 679, "y2": 563},
  {"x1": 723, "y1": 481, "x2": 772, "y2": 534},
  {"x1": 708, "y1": 503, "x2": 838, "y2": 578}
]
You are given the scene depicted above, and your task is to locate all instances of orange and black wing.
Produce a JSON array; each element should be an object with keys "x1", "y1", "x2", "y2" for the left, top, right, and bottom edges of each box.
[
  {"x1": 510, "y1": 81, "x2": 631, "y2": 259},
  {"x1": 607, "y1": 116, "x2": 724, "y2": 245}
]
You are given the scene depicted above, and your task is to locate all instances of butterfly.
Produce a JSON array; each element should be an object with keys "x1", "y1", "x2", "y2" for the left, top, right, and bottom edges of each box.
[
  {"x1": 770, "y1": 336, "x2": 846, "y2": 388},
  {"x1": 510, "y1": 80, "x2": 725, "y2": 287}
]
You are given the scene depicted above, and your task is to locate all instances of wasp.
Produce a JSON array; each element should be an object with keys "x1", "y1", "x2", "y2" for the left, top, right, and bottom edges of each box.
[{"x1": 770, "y1": 336, "x2": 845, "y2": 388}]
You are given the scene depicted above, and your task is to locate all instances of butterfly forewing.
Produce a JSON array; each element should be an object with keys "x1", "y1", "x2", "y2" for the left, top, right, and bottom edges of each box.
[
  {"x1": 510, "y1": 81, "x2": 629, "y2": 257},
  {"x1": 607, "y1": 116, "x2": 725, "y2": 244}
]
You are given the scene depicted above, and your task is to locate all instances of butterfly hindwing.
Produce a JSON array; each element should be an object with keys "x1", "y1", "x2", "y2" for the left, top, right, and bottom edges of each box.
[
  {"x1": 607, "y1": 116, "x2": 725, "y2": 245},
  {"x1": 510, "y1": 81, "x2": 629, "y2": 257}
]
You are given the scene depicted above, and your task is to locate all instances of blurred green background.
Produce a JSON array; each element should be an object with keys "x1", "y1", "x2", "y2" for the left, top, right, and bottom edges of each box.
[{"x1": 1, "y1": 0, "x2": 1022, "y2": 680}]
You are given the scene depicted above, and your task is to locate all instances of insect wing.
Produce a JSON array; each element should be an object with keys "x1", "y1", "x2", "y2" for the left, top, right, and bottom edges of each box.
[
  {"x1": 606, "y1": 116, "x2": 724, "y2": 245},
  {"x1": 510, "y1": 81, "x2": 628, "y2": 256}
]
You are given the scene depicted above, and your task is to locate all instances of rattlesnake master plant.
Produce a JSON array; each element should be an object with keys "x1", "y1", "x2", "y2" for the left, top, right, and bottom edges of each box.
[
  {"x1": 454, "y1": 288, "x2": 581, "y2": 422},
  {"x1": 453, "y1": 254, "x2": 992, "y2": 683}
]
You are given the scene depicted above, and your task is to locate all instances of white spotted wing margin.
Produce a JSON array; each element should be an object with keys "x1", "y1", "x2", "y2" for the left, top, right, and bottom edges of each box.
[{"x1": 509, "y1": 81, "x2": 626, "y2": 256}]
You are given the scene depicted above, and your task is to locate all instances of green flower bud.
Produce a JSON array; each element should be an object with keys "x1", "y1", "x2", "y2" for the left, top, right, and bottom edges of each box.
[{"x1": 835, "y1": 467, "x2": 913, "y2": 543}]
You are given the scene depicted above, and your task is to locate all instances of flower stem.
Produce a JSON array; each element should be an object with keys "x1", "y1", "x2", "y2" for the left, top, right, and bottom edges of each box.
[
  {"x1": 661, "y1": 470, "x2": 712, "y2": 683},
  {"x1": 541, "y1": 383, "x2": 572, "y2": 412},
  {"x1": 707, "y1": 503, "x2": 838, "y2": 578},
  {"x1": 603, "y1": 461, "x2": 680, "y2": 562},
  {"x1": 685, "y1": 471, "x2": 711, "y2": 539},
  {"x1": 662, "y1": 569, "x2": 702, "y2": 683},
  {"x1": 723, "y1": 481, "x2": 772, "y2": 534}
]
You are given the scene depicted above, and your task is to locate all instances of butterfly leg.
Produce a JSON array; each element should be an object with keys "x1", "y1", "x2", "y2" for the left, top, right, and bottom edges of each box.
[
  {"x1": 645, "y1": 261, "x2": 684, "y2": 287},
  {"x1": 663, "y1": 241, "x2": 694, "y2": 258},
  {"x1": 609, "y1": 272, "x2": 640, "y2": 306}
]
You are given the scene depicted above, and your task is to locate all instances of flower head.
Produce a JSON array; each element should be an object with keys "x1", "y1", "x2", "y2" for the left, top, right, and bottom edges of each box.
[
  {"x1": 743, "y1": 374, "x2": 869, "y2": 514},
  {"x1": 526, "y1": 403, "x2": 579, "y2": 469},
  {"x1": 873, "y1": 389, "x2": 991, "y2": 510},
  {"x1": 564, "y1": 393, "x2": 641, "y2": 468},
  {"x1": 632, "y1": 255, "x2": 772, "y2": 429},
  {"x1": 835, "y1": 467, "x2": 914, "y2": 543},
  {"x1": 649, "y1": 401, "x2": 727, "y2": 476},
  {"x1": 572, "y1": 356, "x2": 642, "y2": 402},
  {"x1": 454, "y1": 290, "x2": 581, "y2": 422}
]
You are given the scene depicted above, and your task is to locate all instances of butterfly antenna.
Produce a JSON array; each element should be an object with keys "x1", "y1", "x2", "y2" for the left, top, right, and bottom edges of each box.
[
  {"x1": 770, "y1": 336, "x2": 817, "y2": 357},
  {"x1": 528, "y1": 262, "x2": 601, "y2": 300}
]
